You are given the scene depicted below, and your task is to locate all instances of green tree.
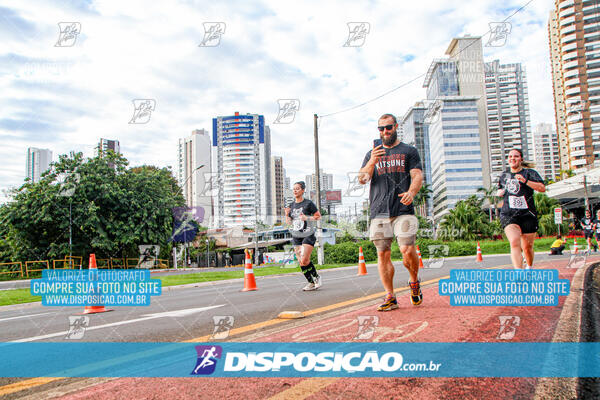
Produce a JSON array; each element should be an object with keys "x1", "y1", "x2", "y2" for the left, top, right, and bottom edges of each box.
[
  {"x1": 414, "y1": 183, "x2": 432, "y2": 207},
  {"x1": 477, "y1": 186, "x2": 499, "y2": 222},
  {"x1": 439, "y1": 196, "x2": 489, "y2": 240},
  {"x1": 534, "y1": 193, "x2": 569, "y2": 236},
  {"x1": 1, "y1": 152, "x2": 184, "y2": 262}
]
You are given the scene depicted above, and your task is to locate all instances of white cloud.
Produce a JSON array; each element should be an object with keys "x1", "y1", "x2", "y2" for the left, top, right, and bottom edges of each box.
[{"x1": 1, "y1": 0, "x2": 556, "y2": 209}]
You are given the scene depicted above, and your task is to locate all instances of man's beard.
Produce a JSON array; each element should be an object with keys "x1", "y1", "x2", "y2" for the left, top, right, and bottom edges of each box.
[{"x1": 381, "y1": 130, "x2": 397, "y2": 146}]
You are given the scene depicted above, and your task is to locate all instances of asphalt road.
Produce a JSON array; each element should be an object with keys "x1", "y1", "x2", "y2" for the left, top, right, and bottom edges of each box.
[{"x1": 0, "y1": 252, "x2": 580, "y2": 343}]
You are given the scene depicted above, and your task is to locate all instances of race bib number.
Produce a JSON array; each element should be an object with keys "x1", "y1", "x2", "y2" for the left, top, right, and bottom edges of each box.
[{"x1": 508, "y1": 195, "x2": 528, "y2": 209}]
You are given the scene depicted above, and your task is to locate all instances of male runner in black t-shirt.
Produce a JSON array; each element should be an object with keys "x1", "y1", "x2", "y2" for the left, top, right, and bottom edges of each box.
[
  {"x1": 358, "y1": 113, "x2": 423, "y2": 311},
  {"x1": 497, "y1": 149, "x2": 546, "y2": 269}
]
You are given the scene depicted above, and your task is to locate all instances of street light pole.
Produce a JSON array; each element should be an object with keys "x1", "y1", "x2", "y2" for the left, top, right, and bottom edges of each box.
[
  {"x1": 313, "y1": 114, "x2": 324, "y2": 265},
  {"x1": 173, "y1": 164, "x2": 204, "y2": 269}
]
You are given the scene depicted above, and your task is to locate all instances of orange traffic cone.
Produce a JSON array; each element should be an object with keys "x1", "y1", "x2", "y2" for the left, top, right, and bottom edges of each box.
[
  {"x1": 476, "y1": 242, "x2": 483, "y2": 262},
  {"x1": 82, "y1": 254, "x2": 112, "y2": 314},
  {"x1": 416, "y1": 245, "x2": 424, "y2": 268},
  {"x1": 242, "y1": 249, "x2": 258, "y2": 291},
  {"x1": 573, "y1": 238, "x2": 579, "y2": 254},
  {"x1": 357, "y1": 246, "x2": 367, "y2": 276}
]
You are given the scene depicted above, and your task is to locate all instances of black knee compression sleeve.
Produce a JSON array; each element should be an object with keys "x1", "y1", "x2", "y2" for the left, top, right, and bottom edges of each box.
[{"x1": 300, "y1": 264, "x2": 314, "y2": 283}]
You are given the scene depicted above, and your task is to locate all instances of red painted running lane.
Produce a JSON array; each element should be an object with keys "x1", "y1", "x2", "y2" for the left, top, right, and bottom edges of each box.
[{"x1": 54, "y1": 256, "x2": 597, "y2": 400}]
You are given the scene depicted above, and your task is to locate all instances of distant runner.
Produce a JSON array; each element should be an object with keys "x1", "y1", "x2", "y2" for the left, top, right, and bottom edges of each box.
[
  {"x1": 497, "y1": 149, "x2": 546, "y2": 269},
  {"x1": 285, "y1": 181, "x2": 322, "y2": 291},
  {"x1": 594, "y1": 210, "x2": 600, "y2": 252},
  {"x1": 358, "y1": 113, "x2": 423, "y2": 311},
  {"x1": 581, "y1": 209, "x2": 594, "y2": 253}
]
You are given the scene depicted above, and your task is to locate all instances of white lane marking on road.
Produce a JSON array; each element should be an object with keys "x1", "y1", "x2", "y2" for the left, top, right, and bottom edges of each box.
[
  {"x1": 0, "y1": 312, "x2": 53, "y2": 322},
  {"x1": 11, "y1": 305, "x2": 225, "y2": 343}
]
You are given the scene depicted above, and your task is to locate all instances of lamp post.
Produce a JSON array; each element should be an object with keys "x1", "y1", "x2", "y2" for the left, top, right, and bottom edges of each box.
[
  {"x1": 206, "y1": 238, "x2": 209, "y2": 268},
  {"x1": 173, "y1": 164, "x2": 204, "y2": 268},
  {"x1": 59, "y1": 172, "x2": 78, "y2": 269}
]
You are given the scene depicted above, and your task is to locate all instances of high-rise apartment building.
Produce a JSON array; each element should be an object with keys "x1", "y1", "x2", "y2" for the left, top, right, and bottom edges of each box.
[
  {"x1": 177, "y1": 129, "x2": 212, "y2": 224},
  {"x1": 485, "y1": 60, "x2": 532, "y2": 181},
  {"x1": 401, "y1": 102, "x2": 433, "y2": 217},
  {"x1": 549, "y1": 0, "x2": 600, "y2": 171},
  {"x1": 98, "y1": 138, "x2": 120, "y2": 156},
  {"x1": 211, "y1": 112, "x2": 272, "y2": 227},
  {"x1": 26, "y1": 147, "x2": 52, "y2": 183},
  {"x1": 271, "y1": 156, "x2": 286, "y2": 223},
  {"x1": 532, "y1": 123, "x2": 561, "y2": 181},
  {"x1": 305, "y1": 169, "x2": 333, "y2": 192}
]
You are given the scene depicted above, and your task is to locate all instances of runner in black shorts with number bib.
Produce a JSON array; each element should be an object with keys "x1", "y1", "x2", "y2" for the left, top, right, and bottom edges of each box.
[
  {"x1": 285, "y1": 181, "x2": 322, "y2": 291},
  {"x1": 497, "y1": 149, "x2": 546, "y2": 269},
  {"x1": 581, "y1": 209, "x2": 594, "y2": 253}
]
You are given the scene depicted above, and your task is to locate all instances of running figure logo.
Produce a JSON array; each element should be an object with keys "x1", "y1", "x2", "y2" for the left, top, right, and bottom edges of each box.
[
  {"x1": 343, "y1": 22, "x2": 370, "y2": 47},
  {"x1": 65, "y1": 316, "x2": 89, "y2": 339},
  {"x1": 486, "y1": 22, "x2": 511, "y2": 47},
  {"x1": 273, "y1": 99, "x2": 300, "y2": 124},
  {"x1": 344, "y1": 172, "x2": 366, "y2": 197},
  {"x1": 211, "y1": 316, "x2": 234, "y2": 340},
  {"x1": 426, "y1": 245, "x2": 448, "y2": 269},
  {"x1": 55, "y1": 22, "x2": 81, "y2": 47},
  {"x1": 199, "y1": 22, "x2": 226, "y2": 47},
  {"x1": 497, "y1": 316, "x2": 520, "y2": 340},
  {"x1": 191, "y1": 345, "x2": 223, "y2": 375},
  {"x1": 353, "y1": 316, "x2": 379, "y2": 340},
  {"x1": 129, "y1": 99, "x2": 156, "y2": 124}
]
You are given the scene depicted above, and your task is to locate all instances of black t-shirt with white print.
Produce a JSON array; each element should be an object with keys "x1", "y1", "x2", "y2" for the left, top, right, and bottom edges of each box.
[
  {"x1": 582, "y1": 217, "x2": 593, "y2": 232},
  {"x1": 498, "y1": 168, "x2": 544, "y2": 217},
  {"x1": 593, "y1": 219, "x2": 600, "y2": 234},
  {"x1": 361, "y1": 142, "x2": 422, "y2": 219},
  {"x1": 287, "y1": 199, "x2": 318, "y2": 237}
]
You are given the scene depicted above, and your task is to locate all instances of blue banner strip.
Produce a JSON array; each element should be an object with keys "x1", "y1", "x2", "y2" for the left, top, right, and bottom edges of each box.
[{"x1": 1, "y1": 342, "x2": 599, "y2": 378}]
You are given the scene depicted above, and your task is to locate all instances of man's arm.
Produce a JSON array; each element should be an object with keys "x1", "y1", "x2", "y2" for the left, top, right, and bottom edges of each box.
[
  {"x1": 399, "y1": 168, "x2": 423, "y2": 206},
  {"x1": 358, "y1": 146, "x2": 385, "y2": 184}
]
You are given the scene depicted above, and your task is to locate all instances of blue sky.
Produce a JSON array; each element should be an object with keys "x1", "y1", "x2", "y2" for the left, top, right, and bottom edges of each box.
[{"x1": 0, "y1": 0, "x2": 555, "y2": 210}]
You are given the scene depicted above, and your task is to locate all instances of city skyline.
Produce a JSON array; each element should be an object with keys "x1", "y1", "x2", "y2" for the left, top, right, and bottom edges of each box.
[{"x1": 1, "y1": 1, "x2": 556, "y2": 208}]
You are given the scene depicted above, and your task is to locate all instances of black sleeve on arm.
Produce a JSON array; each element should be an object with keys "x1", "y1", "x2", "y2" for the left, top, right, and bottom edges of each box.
[
  {"x1": 498, "y1": 173, "x2": 506, "y2": 189},
  {"x1": 361, "y1": 151, "x2": 371, "y2": 169},
  {"x1": 528, "y1": 169, "x2": 544, "y2": 183},
  {"x1": 308, "y1": 201, "x2": 318, "y2": 215},
  {"x1": 407, "y1": 147, "x2": 422, "y2": 171}
]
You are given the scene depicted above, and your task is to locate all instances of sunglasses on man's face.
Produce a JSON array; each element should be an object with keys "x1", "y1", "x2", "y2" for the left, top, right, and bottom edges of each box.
[{"x1": 377, "y1": 124, "x2": 395, "y2": 132}]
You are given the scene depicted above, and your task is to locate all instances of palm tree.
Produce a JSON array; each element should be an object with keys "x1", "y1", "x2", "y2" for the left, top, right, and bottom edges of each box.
[
  {"x1": 477, "y1": 186, "x2": 499, "y2": 222},
  {"x1": 534, "y1": 193, "x2": 569, "y2": 235},
  {"x1": 414, "y1": 183, "x2": 432, "y2": 207},
  {"x1": 439, "y1": 200, "x2": 488, "y2": 240}
]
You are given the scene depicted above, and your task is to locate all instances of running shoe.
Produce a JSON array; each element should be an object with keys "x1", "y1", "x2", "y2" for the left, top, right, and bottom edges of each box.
[
  {"x1": 408, "y1": 280, "x2": 423, "y2": 306},
  {"x1": 314, "y1": 274, "x2": 322, "y2": 289},
  {"x1": 377, "y1": 294, "x2": 398, "y2": 311},
  {"x1": 302, "y1": 282, "x2": 316, "y2": 291}
]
